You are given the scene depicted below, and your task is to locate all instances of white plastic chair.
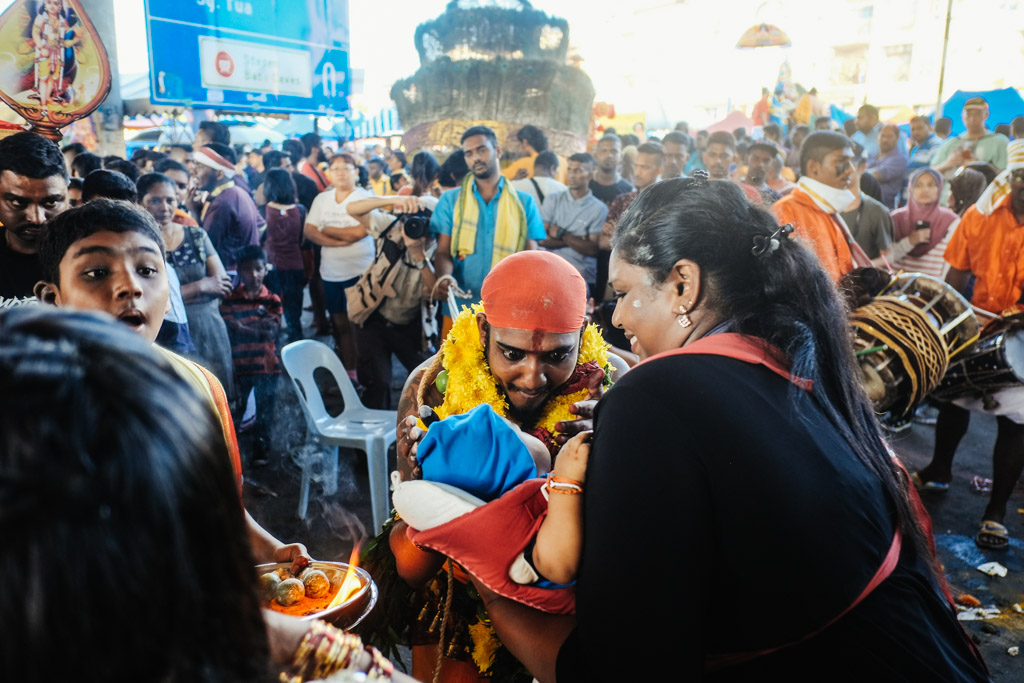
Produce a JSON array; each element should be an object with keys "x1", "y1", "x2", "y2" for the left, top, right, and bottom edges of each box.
[{"x1": 281, "y1": 340, "x2": 397, "y2": 533}]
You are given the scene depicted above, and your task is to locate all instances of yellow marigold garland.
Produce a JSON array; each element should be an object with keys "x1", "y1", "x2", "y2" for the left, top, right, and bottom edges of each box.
[
  {"x1": 468, "y1": 617, "x2": 501, "y2": 673},
  {"x1": 434, "y1": 304, "x2": 611, "y2": 445}
]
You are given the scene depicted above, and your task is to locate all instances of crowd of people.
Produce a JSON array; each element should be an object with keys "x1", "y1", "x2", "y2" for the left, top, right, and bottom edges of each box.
[{"x1": 1, "y1": 89, "x2": 1021, "y2": 681}]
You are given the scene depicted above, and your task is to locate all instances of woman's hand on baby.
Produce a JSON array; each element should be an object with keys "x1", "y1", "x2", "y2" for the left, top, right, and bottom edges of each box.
[{"x1": 553, "y1": 431, "x2": 591, "y2": 482}]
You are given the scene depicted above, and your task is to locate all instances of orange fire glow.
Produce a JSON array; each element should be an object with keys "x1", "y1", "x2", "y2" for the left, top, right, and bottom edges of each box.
[{"x1": 327, "y1": 543, "x2": 363, "y2": 609}]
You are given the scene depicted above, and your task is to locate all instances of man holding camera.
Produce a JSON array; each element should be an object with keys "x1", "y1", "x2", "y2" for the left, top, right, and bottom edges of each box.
[{"x1": 347, "y1": 194, "x2": 439, "y2": 409}]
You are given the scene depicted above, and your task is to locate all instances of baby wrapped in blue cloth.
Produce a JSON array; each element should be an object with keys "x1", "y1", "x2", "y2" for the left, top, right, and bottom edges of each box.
[{"x1": 391, "y1": 404, "x2": 578, "y2": 613}]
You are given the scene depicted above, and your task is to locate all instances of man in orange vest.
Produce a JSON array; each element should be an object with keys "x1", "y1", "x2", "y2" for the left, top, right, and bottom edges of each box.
[{"x1": 772, "y1": 131, "x2": 867, "y2": 281}]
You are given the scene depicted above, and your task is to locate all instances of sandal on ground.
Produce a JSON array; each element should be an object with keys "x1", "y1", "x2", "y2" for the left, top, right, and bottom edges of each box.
[
  {"x1": 910, "y1": 471, "x2": 950, "y2": 493},
  {"x1": 975, "y1": 520, "x2": 1010, "y2": 551}
]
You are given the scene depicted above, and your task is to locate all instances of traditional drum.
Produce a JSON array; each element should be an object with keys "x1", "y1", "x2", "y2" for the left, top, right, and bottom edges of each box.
[
  {"x1": 879, "y1": 273, "x2": 980, "y2": 359},
  {"x1": 931, "y1": 317, "x2": 1024, "y2": 404},
  {"x1": 847, "y1": 272, "x2": 979, "y2": 418}
]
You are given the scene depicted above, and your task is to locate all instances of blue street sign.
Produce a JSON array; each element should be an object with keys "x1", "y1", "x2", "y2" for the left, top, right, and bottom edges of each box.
[{"x1": 143, "y1": 0, "x2": 350, "y2": 115}]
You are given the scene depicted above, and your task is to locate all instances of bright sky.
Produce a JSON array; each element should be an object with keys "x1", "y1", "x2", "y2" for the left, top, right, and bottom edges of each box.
[{"x1": 2, "y1": 0, "x2": 1022, "y2": 129}]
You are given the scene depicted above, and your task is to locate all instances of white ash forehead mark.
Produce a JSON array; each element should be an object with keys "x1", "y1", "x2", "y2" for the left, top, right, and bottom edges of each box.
[{"x1": 631, "y1": 299, "x2": 642, "y2": 308}]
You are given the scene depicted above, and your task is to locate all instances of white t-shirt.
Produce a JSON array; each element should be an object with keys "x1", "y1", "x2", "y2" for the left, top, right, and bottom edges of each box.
[
  {"x1": 511, "y1": 176, "x2": 567, "y2": 208},
  {"x1": 307, "y1": 187, "x2": 375, "y2": 282},
  {"x1": 164, "y1": 265, "x2": 188, "y2": 324}
]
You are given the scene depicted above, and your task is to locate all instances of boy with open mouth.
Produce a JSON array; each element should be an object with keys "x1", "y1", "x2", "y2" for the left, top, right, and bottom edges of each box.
[{"x1": 33, "y1": 198, "x2": 311, "y2": 571}]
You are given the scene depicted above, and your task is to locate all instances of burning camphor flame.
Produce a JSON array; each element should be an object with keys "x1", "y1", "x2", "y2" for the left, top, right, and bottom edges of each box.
[{"x1": 326, "y1": 543, "x2": 363, "y2": 609}]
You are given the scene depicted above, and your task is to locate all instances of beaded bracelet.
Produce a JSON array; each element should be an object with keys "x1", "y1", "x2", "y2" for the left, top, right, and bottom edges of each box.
[
  {"x1": 547, "y1": 475, "x2": 583, "y2": 495},
  {"x1": 281, "y1": 620, "x2": 392, "y2": 683},
  {"x1": 367, "y1": 645, "x2": 395, "y2": 680}
]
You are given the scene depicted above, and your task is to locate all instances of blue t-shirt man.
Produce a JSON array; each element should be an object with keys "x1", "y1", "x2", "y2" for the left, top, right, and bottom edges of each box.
[
  {"x1": 908, "y1": 133, "x2": 943, "y2": 174},
  {"x1": 431, "y1": 175, "x2": 545, "y2": 314},
  {"x1": 852, "y1": 120, "x2": 910, "y2": 159}
]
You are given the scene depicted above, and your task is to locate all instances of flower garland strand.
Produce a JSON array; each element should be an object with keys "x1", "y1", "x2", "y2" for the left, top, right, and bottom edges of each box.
[{"x1": 433, "y1": 305, "x2": 611, "y2": 452}]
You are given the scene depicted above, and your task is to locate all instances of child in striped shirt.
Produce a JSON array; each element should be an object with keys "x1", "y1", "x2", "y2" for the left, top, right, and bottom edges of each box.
[{"x1": 221, "y1": 245, "x2": 282, "y2": 464}]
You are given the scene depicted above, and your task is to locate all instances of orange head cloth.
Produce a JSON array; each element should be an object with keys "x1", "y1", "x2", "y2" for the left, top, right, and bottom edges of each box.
[{"x1": 480, "y1": 251, "x2": 587, "y2": 333}]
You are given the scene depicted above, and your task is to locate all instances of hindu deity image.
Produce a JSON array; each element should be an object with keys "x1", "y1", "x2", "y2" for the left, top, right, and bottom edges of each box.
[
  {"x1": 32, "y1": 0, "x2": 80, "y2": 115},
  {"x1": 0, "y1": 0, "x2": 110, "y2": 137}
]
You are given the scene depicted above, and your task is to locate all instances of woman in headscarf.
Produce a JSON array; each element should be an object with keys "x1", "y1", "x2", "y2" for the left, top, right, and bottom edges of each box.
[{"x1": 887, "y1": 167, "x2": 961, "y2": 279}]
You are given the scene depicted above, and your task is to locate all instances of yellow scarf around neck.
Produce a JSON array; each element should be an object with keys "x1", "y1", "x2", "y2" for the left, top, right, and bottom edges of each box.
[
  {"x1": 200, "y1": 179, "x2": 236, "y2": 222},
  {"x1": 451, "y1": 174, "x2": 527, "y2": 267}
]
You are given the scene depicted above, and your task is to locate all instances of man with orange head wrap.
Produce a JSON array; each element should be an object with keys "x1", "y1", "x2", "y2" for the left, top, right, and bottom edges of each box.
[
  {"x1": 357, "y1": 252, "x2": 627, "y2": 682},
  {"x1": 404, "y1": 250, "x2": 627, "y2": 459}
]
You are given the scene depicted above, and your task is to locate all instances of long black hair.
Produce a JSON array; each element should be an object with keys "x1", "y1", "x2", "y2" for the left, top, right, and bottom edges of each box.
[
  {"x1": 613, "y1": 177, "x2": 931, "y2": 570},
  {"x1": 410, "y1": 151, "x2": 440, "y2": 196},
  {"x1": 263, "y1": 167, "x2": 298, "y2": 205},
  {"x1": 0, "y1": 307, "x2": 271, "y2": 682}
]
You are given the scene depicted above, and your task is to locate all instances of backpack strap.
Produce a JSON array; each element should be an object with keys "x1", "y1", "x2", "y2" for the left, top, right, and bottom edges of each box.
[
  {"x1": 642, "y1": 333, "x2": 904, "y2": 671},
  {"x1": 640, "y1": 332, "x2": 811, "y2": 391},
  {"x1": 529, "y1": 177, "x2": 545, "y2": 204},
  {"x1": 705, "y1": 529, "x2": 901, "y2": 670}
]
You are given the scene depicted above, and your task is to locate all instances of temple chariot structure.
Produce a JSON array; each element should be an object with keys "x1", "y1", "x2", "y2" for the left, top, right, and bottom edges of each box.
[{"x1": 391, "y1": 0, "x2": 595, "y2": 155}]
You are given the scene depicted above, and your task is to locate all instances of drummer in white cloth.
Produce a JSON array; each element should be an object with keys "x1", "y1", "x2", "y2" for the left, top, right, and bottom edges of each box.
[{"x1": 913, "y1": 139, "x2": 1024, "y2": 551}]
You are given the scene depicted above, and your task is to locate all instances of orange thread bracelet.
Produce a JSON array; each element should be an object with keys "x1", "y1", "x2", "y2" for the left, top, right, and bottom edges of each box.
[{"x1": 547, "y1": 475, "x2": 583, "y2": 495}]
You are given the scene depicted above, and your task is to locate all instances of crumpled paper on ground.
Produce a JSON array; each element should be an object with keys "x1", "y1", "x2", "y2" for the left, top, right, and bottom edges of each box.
[
  {"x1": 977, "y1": 561, "x2": 1008, "y2": 577},
  {"x1": 956, "y1": 606, "x2": 1002, "y2": 621}
]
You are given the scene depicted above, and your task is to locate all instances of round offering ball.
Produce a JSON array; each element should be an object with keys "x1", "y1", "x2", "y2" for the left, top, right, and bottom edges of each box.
[
  {"x1": 260, "y1": 572, "x2": 282, "y2": 600},
  {"x1": 276, "y1": 578, "x2": 305, "y2": 606},
  {"x1": 302, "y1": 569, "x2": 330, "y2": 598}
]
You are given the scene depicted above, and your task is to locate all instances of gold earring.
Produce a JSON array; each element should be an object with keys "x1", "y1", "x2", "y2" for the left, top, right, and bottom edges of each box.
[{"x1": 677, "y1": 304, "x2": 692, "y2": 328}]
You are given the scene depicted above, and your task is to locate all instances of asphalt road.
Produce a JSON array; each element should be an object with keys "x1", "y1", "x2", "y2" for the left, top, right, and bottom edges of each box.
[{"x1": 890, "y1": 413, "x2": 1024, "y2": 681}]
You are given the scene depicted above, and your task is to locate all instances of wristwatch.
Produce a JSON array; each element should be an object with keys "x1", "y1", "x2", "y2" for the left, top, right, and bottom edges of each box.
[{"x1": 411, "y1": 258, "x2": 427, "y2": 269}]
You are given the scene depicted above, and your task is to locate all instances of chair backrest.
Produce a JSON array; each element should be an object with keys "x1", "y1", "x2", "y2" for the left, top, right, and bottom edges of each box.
[{"x1": 281, "y1": 340, "x2": 365, "y2": 430}]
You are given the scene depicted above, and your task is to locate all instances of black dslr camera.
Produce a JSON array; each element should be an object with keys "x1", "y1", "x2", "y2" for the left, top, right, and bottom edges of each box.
[{"x1": 399, "y1": 208, "x2": 432, "y2": 239}]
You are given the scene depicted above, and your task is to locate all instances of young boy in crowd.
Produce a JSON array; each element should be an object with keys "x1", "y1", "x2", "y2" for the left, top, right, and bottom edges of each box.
[
  {"x1": 220, "y1": 244, "x2": 283, "y2": 465},
  {"x1": 390, "y1": 171, "x2": 411, "y2": 194},
  {"x1": 33, "y1": 199, "x2": 309, "y2": 571}
]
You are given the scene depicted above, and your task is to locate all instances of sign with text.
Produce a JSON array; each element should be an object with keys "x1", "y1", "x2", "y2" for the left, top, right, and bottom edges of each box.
[{"x1": 144, "y1": 0, "x2": 349, "y2": 115}]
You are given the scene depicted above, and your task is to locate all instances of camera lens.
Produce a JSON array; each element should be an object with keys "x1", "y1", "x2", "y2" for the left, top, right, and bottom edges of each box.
[
  {"x1": 401, "y1": 209, "x2": 432, "y2": 240},
  {"x1": 403, "y1": 216, "x2": 427, "y2": 239}
]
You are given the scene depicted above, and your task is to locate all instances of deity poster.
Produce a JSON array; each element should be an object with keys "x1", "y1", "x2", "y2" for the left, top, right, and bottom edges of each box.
[{"x1": 0, "y1": 0, "x2": 111, "y2": 139}]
